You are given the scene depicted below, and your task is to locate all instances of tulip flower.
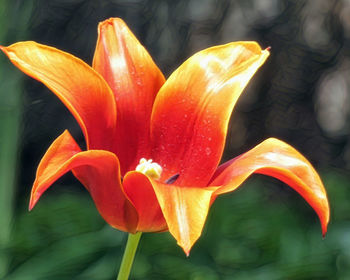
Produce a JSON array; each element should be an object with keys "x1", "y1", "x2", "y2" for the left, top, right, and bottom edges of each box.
[{"x1": 1, "y1": 17, "x2": 329, "y2": 278}]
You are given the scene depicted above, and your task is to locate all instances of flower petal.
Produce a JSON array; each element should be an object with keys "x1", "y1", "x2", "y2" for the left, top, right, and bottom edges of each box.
[
  {"x1": 30, "y1": 130, "x2": 82, "y2": 209},
  {"x1": 210, "y1": 138, "x2": 330, "y2": 235},
  {"x1": 93, "y1": 18, "x2": 165, "y2": 174},
  {"x1": 151, "y1": 42, "x2": 269, "y2": 186},
  {"x1": 142, "y1": 178, "x2": 216, "y2": 255},
  {"x1": 30, "y1": 130, "x2": 138, "y2": 232},
  {"x1": 0, "y1": 42, "x2": 117, "y2": 150},
  {"x1": 122, "y1": 171, "x2": 167, "y2": 232}
]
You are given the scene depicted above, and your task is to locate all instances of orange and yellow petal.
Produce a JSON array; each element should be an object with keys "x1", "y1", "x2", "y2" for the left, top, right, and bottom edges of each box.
[
  {"x1": 210, "y1": 138, "x2": 330, "y2": 235},
  {"x1": 143, "y1": 177, "x2": 217, "y2": 255},
  {"x1": 93, "y1": 18, "x2": 165, "y2": 174},
  {"x1": 30, "y1": 130, "x2": 82, "y2": 209},
  {"x1": 0, "y1": 42, "x2": 116, "y2": 151},
  {"x1": 151, "y1": 42, "x2": 269, "y2": 186},
  {"x1": 30, "y1": 130, "x2": 138, "y2": 233}
]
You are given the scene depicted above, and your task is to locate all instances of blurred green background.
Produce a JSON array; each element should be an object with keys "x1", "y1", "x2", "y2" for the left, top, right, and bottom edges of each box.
[{"x1": 1, "y1": 0, "x2": 350, "y2": 279}]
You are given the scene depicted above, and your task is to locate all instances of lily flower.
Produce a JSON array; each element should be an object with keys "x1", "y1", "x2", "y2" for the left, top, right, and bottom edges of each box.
[{"x1": 1, "y1": 18, "x2": 329, "y2": 255}]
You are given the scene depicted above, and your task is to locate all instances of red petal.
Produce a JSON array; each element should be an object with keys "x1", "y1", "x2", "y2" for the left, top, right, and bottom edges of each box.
[
  {"x1": 151, "y1": 42, "x2": 269, "y2": 186},
  {"x1": 210, "y1": 138, "x2": 330, "y2": 235},
  {"x1": 145, "y1": 178, "x2": 216, "y2": 255},
  {"x1": 0, "y1": 42, "x2": 116, "y2": 150},
  {"x1": 122, "y1": 171, "x2": 167, "y2": 232},
  {"x1": 30, "y1": 130, "x2": 81, "y2": 209},
  {"x1": 93, "y1": 18, "x2": 165, "y2": 174},
  {"x1": 30, "y1": 130, "x2": 138, "y2": 233}
]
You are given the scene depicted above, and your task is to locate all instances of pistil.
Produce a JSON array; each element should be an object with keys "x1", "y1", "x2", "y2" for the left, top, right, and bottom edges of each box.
[{"x1": 135, "y1": 158, "x2": 162, "y2": 180}]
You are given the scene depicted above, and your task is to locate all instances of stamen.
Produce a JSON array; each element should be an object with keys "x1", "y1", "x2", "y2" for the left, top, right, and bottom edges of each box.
[
  {"x1": 165, "y1": 174, "x2": 179, "y2": 185},
  {"x1": 136, "y1": 158, "x2": 162, "y2": 180}
]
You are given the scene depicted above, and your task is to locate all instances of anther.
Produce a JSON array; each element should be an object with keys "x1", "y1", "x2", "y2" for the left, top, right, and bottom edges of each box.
[{"x1": 165, "y1": 174, "x2": 179, "y2": 185}]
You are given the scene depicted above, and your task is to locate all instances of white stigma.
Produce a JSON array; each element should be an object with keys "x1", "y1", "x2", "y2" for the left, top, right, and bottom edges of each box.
[{"x1": 135, "y1": 158, "x2": 162, "y2": 180}]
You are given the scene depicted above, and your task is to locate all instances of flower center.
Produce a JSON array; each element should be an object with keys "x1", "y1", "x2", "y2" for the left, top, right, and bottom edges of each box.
[{"x1": 135, "y1": 158, "x2": 163, "y2": 180}]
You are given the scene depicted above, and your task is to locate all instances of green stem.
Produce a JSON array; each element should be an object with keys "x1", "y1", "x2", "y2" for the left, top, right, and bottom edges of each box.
[{"x1": 117, "y1": 232, "x2": 142, "y2": 280}]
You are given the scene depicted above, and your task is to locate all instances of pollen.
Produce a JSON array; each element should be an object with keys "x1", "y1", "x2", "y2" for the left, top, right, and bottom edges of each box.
[{"x1": 136, "y1": 158, "x2": 162, "y2": 180}]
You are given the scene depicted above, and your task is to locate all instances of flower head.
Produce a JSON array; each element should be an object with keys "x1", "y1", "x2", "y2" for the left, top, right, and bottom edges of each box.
[{"x1": 1, "y1": 18, "x2": 329, "y2": 255}]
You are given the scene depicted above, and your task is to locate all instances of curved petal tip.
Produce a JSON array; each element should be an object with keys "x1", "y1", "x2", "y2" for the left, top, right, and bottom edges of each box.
[
  {"x1": 211, "y1": 138, "x2": 330, "y2": 237},
  {"x1": 29, "y1": 196, "x2": 38, "y2": 211}
]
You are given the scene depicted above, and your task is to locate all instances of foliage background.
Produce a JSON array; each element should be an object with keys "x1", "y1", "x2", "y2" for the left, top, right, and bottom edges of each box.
[{"x1": 1, "y1": 0, "x2": 350, "y2": 279}]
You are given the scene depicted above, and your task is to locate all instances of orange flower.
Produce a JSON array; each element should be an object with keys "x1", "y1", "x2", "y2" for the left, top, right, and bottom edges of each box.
[{"x1": 1, "y1": 18, "x2": 329, "y2": 255}]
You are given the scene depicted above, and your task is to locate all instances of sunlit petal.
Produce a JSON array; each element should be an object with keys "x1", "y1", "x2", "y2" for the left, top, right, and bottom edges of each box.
[
  {"x1": 0, "y1": 42, "x2": 117, "y2": 150},
  {"x1": 145, "y1": 178, "x2": 217, "y2": 255},
  {"x1": 210, "y1": 138, "x2": 330, "y2": 235},
  {"x1": 93, "y1": 18, "x2": 165, "y2": 174},
  {"x1": 151, "y1": 42, "x2": 269, "y2": 186}
]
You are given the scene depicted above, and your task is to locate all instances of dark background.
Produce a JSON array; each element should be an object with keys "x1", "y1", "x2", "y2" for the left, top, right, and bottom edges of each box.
[{"x1": 1, "y1": 0, "x2": 350, "y2": 279}]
